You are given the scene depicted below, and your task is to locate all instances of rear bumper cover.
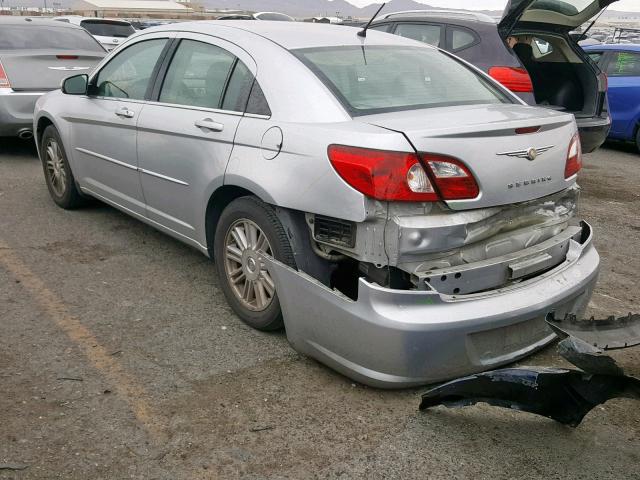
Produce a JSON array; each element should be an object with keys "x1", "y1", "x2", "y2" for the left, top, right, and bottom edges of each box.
[
  {"x1": 0, "y1": 88, "x2": 46, "y2": 136},
  {"x1": 263, "y1": 222, "x2": 599, "y2": 388}
]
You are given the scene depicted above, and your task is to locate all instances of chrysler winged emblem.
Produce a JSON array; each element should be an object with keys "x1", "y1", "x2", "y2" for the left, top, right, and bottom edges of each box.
[{"x1": 497, "y1": 145, "x2": 553, "y2": 161}]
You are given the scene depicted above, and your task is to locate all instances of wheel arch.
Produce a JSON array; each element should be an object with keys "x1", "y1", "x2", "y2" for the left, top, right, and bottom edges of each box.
[
  {"x1": 205, "y1": 185, "x2": 263, "y2": 257},
  {"x1": 35, "y1": 115, "x2": 55, "y2": 150}
]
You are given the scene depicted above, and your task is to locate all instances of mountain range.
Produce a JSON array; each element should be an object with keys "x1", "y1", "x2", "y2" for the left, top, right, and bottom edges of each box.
[{"x1": 4, "y1": 0, "x2": 640, "y2": 22}]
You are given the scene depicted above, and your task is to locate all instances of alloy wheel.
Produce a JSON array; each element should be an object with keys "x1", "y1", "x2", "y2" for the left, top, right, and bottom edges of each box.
[
  {"x1": 45, "y1": 139, "x2": 67, "y2": 197},
  {"x1": 223, "y1": 219, "x2": 276, "y2": 312}
]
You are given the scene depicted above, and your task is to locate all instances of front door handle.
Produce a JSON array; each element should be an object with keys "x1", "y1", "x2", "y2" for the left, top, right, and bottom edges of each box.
[
  {"x1": 195, "y1": 118, "x2": 224, "y2": 132},
  {"x1": 115, "y1": 106, "x2": 135, "y2": 118}
]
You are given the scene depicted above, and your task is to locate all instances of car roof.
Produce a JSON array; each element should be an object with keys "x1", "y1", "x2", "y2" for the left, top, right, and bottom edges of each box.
[
  {"x1": 377, "y1": 9, "x2": 497, "y2": 24},
  {"x1": 584, "y1": 43, "x2": 640, "y2": 52},
  {"x1": 148, "y1": 20, "x2": 433, "y2": 50},
  {"x1": 0, "y1": 16, "x2": 86, "y2": 30}
]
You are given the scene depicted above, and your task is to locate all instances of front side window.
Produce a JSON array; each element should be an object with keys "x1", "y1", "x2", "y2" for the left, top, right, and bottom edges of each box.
[
  {"x1": 160, "y1": 40, "x2": 236, "y2": 109},
  {"x1": 94, "y1": 38, "x2": 167, "y2": 100},
  {"x1": 295, "y1": 45, "x2": 510, "y2": 116},
  {"x1": 394, "y1": 23, "x2": 442, "y2": 47}
]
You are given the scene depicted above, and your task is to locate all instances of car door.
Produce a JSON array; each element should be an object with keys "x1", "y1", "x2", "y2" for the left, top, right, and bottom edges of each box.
[
  {"x1": 602, "y1": 50, "x2": 640, "y2": 140},
  {"x1": 136, "y1": 34, "x2": 256, "y2": 244},
  {"x1": 70, "y1": 34, "x2": 171, "y2": 215}
]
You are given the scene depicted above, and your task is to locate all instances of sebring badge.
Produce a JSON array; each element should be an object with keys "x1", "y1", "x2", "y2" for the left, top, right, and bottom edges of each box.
[{"x1": 497, "y1": 145, "x2": 554, "y2": 161}]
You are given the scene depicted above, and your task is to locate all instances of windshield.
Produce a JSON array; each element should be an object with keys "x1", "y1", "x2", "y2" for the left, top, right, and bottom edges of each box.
[
  {"x1": 80, "y1": 20, "x2": 135, "y2": 37},
  {"x1": 0, "y1": 25, "x2": 104, "y2": 51},
  {"x1": 294, "y1": 46, "x2": 511, "y2": 116},
  {"x1": 530, "y1": 0, "x2": 595, "y2": 16}
]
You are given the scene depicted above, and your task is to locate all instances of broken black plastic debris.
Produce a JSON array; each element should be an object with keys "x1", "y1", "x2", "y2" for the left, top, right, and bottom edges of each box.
[
  {"x1": 420, "y1": 312, "x2": 640, "y2": 426},
  {"x1": 546, "y1": 312, "x2": 640, "y2": 350},
  {"x1": 419, "y1": 367, "x2": 640, "y2": 426}
]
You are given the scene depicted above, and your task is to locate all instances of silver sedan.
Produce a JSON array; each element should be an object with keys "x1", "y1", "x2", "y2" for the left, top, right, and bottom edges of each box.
[
  {"x1": 34, "y1": 21, "x2": 599, "y2": 387},
  {"x1": 0, "y1": 17, "x2": 105, "y2": 139}
]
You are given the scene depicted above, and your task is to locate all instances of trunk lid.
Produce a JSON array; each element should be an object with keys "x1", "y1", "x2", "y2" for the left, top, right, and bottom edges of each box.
[
  {"x1": 498, "y1": 0, "x2": 619, "y2": 37},
  {"x1": 360, "y1": 104, "x2": 577, "y2": 210},
  {"x1": 0, "y1": 50, "x2": 103, "y2": 91}
]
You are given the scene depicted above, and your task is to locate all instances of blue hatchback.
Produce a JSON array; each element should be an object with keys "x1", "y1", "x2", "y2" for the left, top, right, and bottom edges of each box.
[{"x1": 584, "y1": 44, "x2": 640, "y2": 150}]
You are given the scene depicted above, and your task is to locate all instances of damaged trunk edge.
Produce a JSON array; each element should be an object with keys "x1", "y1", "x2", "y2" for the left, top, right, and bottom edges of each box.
[{"x1": 294, "y1": 185, "x2": 580, "y2": 299}]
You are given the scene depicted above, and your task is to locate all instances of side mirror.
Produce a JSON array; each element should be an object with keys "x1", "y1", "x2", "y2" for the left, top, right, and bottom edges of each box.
[{"x1": 61, "y1": 74, "x2": 88, "y2": 95}]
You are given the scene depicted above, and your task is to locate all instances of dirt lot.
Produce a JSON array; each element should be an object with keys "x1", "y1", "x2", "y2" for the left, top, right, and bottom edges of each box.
[{"x1": 1, "y1": 138, "x2": 639, "y2": 479}]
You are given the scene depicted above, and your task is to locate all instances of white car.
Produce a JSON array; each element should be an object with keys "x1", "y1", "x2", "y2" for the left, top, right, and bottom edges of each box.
[{"x1": 53, "y1": 16, "x2": 135, "y2": 51}]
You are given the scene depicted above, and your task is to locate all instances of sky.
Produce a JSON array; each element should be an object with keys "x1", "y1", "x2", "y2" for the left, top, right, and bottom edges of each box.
[{"x1": 346, "y1": 0, "x2": 640, "y2": 12}]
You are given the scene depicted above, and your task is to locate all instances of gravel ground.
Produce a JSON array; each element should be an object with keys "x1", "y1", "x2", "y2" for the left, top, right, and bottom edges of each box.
[{"x1": 1, "y1": 138, "x2": 639, "y2": 479}]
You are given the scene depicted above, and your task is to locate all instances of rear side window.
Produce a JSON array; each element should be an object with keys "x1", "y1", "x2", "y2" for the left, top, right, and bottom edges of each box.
[
  {"x1": 95, "y1": 39, "x2": 167, "y2": 100},
  {"x1": 449, "y1": 27, "x2": 477, "y2": 51},
  {"x1": 394, "y1": 23, "x2": 442, "y2": 47},
  {"x1": 606, "y1": 51, "x2": 640, "y2": 77},
  {"x1": 80, "y1": 20, "x2": 135, "y2": 38},
  {"x1": 369, "y1": 24, "x2": 393, "y2": 33},
  {"x1": 0, "y1": 25, "x2": 104, "y2": 51},
  {"x1": 160, "y1": 40, "x2": 236, "y2": 109},
  {"x1": 246, "y1": 82, "x2": 271, "y2": 116},
  {"x1": 221, "y1": 61, "x2": 254, "y2": 112},
  {"x1": 587, "y1": 51, "x2": 603, "y2": 64},
  {"x1": 295, "y1": 45, "x2": 510, "y2": 116}
]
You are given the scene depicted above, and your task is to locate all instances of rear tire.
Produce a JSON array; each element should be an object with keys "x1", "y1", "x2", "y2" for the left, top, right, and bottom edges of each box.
[
  {"x1": 214, "y1": 196, "x2": 296, "y2": 331},
  {"x1": 40, "y1": 125, "x2": 86, "y2": 209}
]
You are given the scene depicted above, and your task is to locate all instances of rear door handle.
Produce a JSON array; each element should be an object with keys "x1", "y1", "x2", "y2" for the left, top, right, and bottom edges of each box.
[
  {"x1": 115, "y1": 106, "x2": 135, "y2": 118},
  {"x1": 195, "y1": 118, "x2": 224, "y2": 132}
]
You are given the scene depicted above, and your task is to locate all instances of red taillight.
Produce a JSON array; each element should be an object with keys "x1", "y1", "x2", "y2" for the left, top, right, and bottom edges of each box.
[
  {"x1": 565, "y1": 133, "x2": 582, "y2": 179},
  {"x1": 328, "y1": 145, "x2": 438, "y2": 201},
  {"x1": 0, "y1": 60, "x2": 10, "y2": 88},
  {"x1": 423, "y1": 154, "x2": 480, "y2": 200},
  {"x1": 488, "y1": 66, "x2": 533, "y2": 93},
  {"x1": 327, "y1": 145, "x2": 479, "y2": 202},
  {"x1": 56, "y1": 55, "x2": 78, "y2": 60}
]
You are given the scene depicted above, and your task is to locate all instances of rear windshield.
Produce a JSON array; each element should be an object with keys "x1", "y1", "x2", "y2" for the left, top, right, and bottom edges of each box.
[
  {"x1": 80, "y1": 20, "x2": 135, "y2": 38},
  {"x1": 255, "y1": 13, "x2": 293, "y2": 21},
  {"x1": 294, "y1": 46, "x2": 511, "y2": 116},
  {"x1": 530, "y1": 0, "x2": 593, "y2": 16},
  {"x1": 0, "y1": 25, "x2": 104, "y2": 51}
]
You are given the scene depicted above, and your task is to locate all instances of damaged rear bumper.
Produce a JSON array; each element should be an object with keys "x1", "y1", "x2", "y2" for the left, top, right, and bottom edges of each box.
[{"x1": 264, "y1": 222, "x2": 599, "y2": 388}]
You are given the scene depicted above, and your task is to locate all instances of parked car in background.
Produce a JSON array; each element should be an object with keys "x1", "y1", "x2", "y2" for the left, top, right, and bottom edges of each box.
[
  {"x1": 217, "y1": 12, "x2": 294, "y2": 21},
  {"x1": 371, "y1": 0, "x2": 617, "y2": 153},
  {"x1": 584, "y1": 44, "x2": 640, "y2": 150},
  {"x1": 0, "y1": 17, "x2": 105, "y2": 139},
  {"x1": 34, "y1": 21, "x2": 598, "y2": 388},
  {"x1": 54, "y1": 16, "x2": 135, "y2": 51}
]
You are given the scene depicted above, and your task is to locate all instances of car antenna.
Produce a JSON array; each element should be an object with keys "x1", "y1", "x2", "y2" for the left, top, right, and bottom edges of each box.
[{"x1": 357, "y1": 2, "x2": 386, "y2": 38}]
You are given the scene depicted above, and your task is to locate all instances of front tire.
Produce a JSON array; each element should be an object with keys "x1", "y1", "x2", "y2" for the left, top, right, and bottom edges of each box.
[
  {"x1": 214, "y1": 196, "x2": 296, "y2": 331},
  {"x1": 40, "y1": 125, "x2": 85, "y2": 209}
]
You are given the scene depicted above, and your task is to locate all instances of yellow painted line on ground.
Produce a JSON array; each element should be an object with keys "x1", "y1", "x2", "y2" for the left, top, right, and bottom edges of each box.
[{"x1": 0, "y1": 239, "x2": 166, "y2": 443}]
